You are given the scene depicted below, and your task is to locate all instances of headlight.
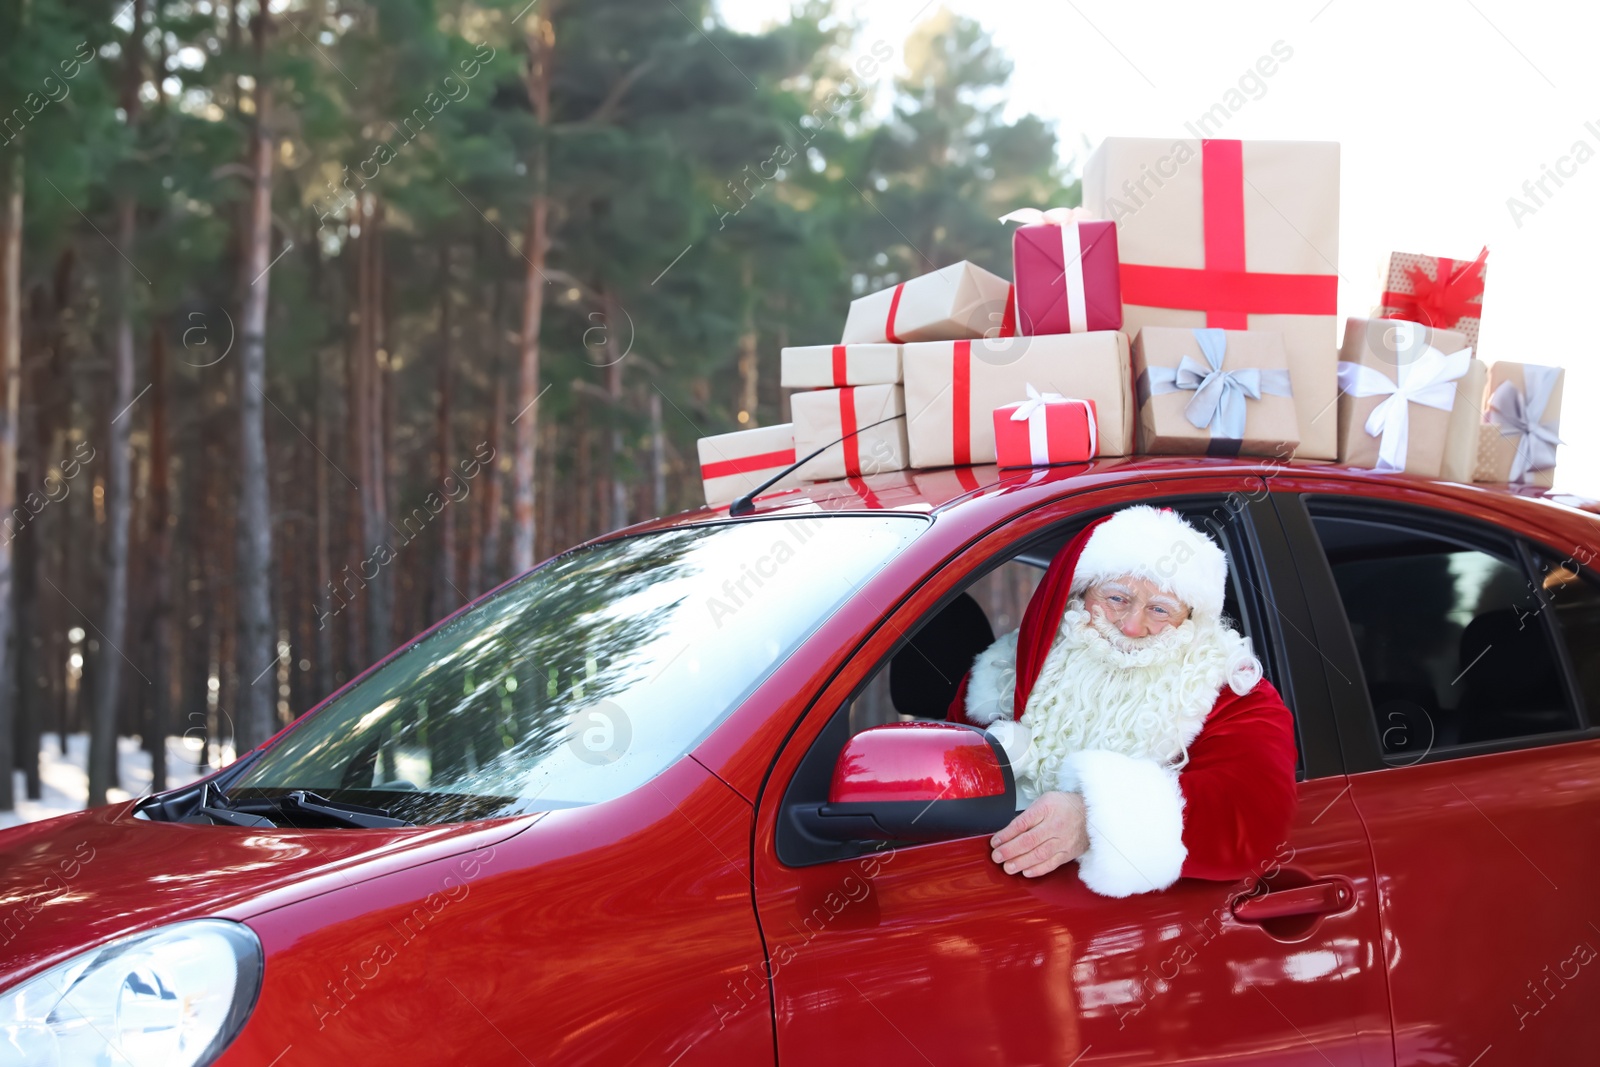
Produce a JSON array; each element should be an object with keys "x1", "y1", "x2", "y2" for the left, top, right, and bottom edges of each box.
[{"x1": 0, "y1": 919, "x2": 261, "y2": 1067}]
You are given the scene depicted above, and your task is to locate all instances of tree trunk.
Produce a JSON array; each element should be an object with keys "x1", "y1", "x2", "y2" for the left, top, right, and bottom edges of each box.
[
  {"x1": 603, "y1": 288, "x2": 626, "y2": 531},
  {"x1": 736, "y1": 254, "x2": 758, "y2": 425},
  {"x1": 0, "y1": 127, "x2": 21, "y2": 810},
  {"x1": 650, "y1": 390, "x2": 665, "y2": 517},
  {"x1": 145, "y1": 324, "x2": 171, "y2": 792},
  {"x1": 234, "y1": 3, "x2": 276, "y2": 755},
  {"x1": 89, "y1": 0, "x2": 147, "y2": 804},
  {"x1": 357, "y1": 195, "x2": 391, "y2": 665},
  {"x1": 432, "y1": 246, "x2": 456, "y2": 621},
  {"x1": 477, "y1": 350, "x2": 504, "y2": 592},
  {"x1": 511, "y1": 6, "x2": 555, "y2": 575},
  {"x1": 312, "y1": 352, "x2": 334, "y2": 700}
]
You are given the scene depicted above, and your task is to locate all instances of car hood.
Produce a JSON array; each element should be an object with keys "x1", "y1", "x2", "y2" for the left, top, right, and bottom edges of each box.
[{"x1": 0, "y1": 801, "x2": 534, "y2": 990}]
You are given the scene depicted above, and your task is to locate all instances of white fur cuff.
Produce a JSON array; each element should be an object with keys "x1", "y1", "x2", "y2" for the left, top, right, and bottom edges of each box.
[
  {"x1": 964, "y1": 629, "x2": 1019, "y2": 727},
  {"x1": 1061, "y1": 750, "x2": 1186, "y2": 897}
]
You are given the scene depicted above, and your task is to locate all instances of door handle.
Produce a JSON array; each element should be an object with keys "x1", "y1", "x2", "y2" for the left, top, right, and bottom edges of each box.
[{"x1": 1232, "y1": 878, "x2": 1353, "y2": 923}]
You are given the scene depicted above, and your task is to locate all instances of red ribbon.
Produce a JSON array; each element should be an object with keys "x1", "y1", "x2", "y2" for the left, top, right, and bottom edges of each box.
[
  {"x1": 701, "y1": 447, "x2": 795, "y2": 481},
  {"x1": 838, "y1": 387, "x2": 861, "y2": 475},
  {"x1": 999, "y1": 284, "x2": 1018, "y2": 338},
  {"x1": 830, "y1": 344, "x2": 849, "y2": 386},
  {"x1": 1380, "y1": 247, "x2": 1488, "y2": 332},
  {"x1": 952, "y1": 341, "x2": 972, "y2": 465},
  {"x1": 1118, "y1": 139, "x2": 1337, "y2": 325},
  {"x1": 885, "y1": 283, "x2": 906, "y2": 344}
]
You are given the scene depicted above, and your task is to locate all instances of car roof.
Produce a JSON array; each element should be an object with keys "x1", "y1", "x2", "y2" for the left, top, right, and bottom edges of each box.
[{"x1": 619, "y1": 457, "x2": 1600, "y2": 538}]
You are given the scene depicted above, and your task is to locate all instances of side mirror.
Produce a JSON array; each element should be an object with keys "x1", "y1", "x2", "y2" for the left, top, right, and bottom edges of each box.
[{"x1": 794, "y1": 722, "x2": 1017, "y2": 844}]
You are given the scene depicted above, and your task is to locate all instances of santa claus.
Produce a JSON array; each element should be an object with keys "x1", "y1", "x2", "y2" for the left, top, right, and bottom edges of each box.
[{"x1": 948, "y1": 505, "x2": 1298, "y2": 898}]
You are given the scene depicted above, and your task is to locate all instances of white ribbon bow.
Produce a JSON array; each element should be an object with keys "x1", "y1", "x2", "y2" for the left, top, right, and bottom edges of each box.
[
  {"x1": 1487, "y1": 366, "x2": 1563, "y2": 481},
  {"x1": 998, "y1": 207, "x2": 1099, "y2": 333},
  {"x1": 1336, "y1": 325, "x2": 1471, "y2": 472},
  {"x1": 1008, "y1": 384, "x2": 1096, "y2": 465}
]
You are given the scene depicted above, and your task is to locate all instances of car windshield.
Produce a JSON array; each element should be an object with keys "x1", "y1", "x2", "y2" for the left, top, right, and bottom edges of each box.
[{"x1": 225, "y1": 514, "x2": 923, "y2": 825}]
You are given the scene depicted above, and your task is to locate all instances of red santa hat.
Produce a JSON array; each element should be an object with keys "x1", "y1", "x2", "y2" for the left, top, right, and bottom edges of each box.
[{"x1": 1011, "y1": 506, "x2": 1228, "y2": 719}]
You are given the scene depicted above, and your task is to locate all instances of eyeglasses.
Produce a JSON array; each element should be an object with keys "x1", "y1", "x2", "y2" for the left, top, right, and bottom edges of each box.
[{"x1": 1083, "y1": 583, "x2": 1190, "y2": 628}]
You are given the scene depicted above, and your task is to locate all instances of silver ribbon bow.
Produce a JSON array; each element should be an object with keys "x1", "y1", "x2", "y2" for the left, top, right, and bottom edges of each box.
[
  {"x1": 1487, "y1": 366, "x2": 1563, "y2": 481},
  {"x1": 1146, "y1": 329, "x2": 1293, "y2": 441}
]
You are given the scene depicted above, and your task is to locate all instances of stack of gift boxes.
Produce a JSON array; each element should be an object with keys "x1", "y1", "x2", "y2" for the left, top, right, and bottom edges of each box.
[{"x1": 698, "y1": 137, "x2": 1562, "y2": 506}]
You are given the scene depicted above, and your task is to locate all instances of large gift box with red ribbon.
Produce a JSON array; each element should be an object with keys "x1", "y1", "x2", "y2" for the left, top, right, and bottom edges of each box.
[
  {"x1": 1082, "y1": 137, "x2": 1341, "y2": 459},
  {"x1": 1000, "y1": 208, "x2": 1122, "y2": 335},
  {"x1": 1335, "y1": 318, "x2": 1482, "y2": 477},
  {"x1": 993, "y1": 390, "x2": 1098, "y2": 468},
  {"x1": 841, "y1": 261, "x2": 1013, "y2": 345},
  {"x1": 902, "y1": 332, "x2": 1133, "y2": 468},
  {"x1": 1472, "y1": 361, "x2": 1563, "y2": 487},
  {"x1": 1376, "y1": 248, "x2": 1488, "y2": 354},
  {"x1": 791, "y1": 384, "x2": 909, "y2": 481},
  {"x1": 1132, "y1": 327, "x2": 1299, "y2": 458},
  {"x1": 697, "y1": 423, "x2": 808, "y2": 505},
  {"x1": 781, "y1": 343, "x2": 902, "y2": 388}
]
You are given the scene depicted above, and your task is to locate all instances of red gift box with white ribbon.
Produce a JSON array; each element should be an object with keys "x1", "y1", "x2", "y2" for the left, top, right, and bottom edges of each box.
[
  {"x1": 993, "y1": 387, "x2": 1098, "y2": 469},
  {"x1": 1001, "y1": 207, "x2": 1122, "y2": 336},
  {"x1": 696, "y1": 423, "x2": 807, "y2": 506},
  {"x1": 791, "y1": 384, "x2": 908, "y2": 481}
]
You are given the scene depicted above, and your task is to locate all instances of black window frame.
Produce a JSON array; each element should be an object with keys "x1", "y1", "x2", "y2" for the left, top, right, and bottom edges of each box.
[
  {"x1": 1276, "y1": 491, "x2": 1599, "y2": 773},
  {"x1": 775, "y1": 490, "x2": 1329, "y2": 869}
]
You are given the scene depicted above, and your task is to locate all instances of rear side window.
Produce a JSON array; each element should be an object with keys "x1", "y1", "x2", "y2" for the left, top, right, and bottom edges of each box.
[
  {"x1": 1310, "y1": 512, "x2": 1582, "y2": 757},
  {"x1": 1531, "y1": 548, "x2": 1600, "y2": 718}
]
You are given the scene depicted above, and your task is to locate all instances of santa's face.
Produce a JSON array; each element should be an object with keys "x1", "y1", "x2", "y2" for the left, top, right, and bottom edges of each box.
[{"x1": 1081, "y1": 575, "x2": 1191, "y2": 642}]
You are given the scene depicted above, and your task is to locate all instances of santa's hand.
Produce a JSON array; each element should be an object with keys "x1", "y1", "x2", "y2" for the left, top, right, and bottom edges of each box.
[{"x1": 990, "y1": 791, "x2": 1089, "y2": 878}]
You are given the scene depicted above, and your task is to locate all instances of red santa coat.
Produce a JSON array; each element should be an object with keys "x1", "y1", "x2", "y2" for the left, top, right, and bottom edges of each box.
[{"x1": 949, "y1": 676, "x2": 1298, "y2": 885}]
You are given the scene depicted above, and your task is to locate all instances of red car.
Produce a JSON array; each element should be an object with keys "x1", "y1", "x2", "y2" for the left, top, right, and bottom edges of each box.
[{"x1": 4, "y1": 457, "x2": 1599, "y2": 1066}]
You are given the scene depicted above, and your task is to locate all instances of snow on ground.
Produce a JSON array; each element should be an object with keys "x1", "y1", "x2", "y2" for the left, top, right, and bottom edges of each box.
[{"x1": 1, "y1": 733, "x2": 236, "y2": 830}]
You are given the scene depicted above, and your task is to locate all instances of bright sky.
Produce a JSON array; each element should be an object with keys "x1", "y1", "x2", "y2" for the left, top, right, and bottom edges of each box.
[{"x1": 721, "y1": 0, "x2": 1600, "y2": 496}]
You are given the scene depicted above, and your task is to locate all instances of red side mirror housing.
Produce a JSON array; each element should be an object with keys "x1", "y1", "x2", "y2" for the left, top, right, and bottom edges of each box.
[{"x1": 801, "y1": 722, "x2": 1017, "y2": 843}]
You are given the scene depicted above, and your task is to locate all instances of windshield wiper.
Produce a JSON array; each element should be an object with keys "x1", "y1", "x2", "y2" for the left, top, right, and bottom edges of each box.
[{"x1": 194, "y1": 783, "x2": 410, "y2": 829}]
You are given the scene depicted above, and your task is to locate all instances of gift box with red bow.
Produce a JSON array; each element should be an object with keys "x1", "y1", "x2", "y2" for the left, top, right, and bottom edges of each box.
[
  {"x1": 697, "y1": 423, "x2": 808, "y2": 506},
  {"x1": 1000, "y1": 207, "x2": 1122, "y2": 336},
  {"x1": 1082, "y1": 137, "x2": 1341, "y2": 459},
  {"x1": 1472, "y1": 361, "x2": 1563, "y2": 487},
  {"x1": 1376, "y1": 248, "x2": 1488, "y2": 354},
  {"x1": 992, "y1": 388, "x2": 1098, "y2": 468},
  {"x1": 780, "y1": 343, "x2": 902, "y2": 388},
  {"x1": 841, "y1": 261, "x2": 1013, "y2": 345},
  {"x1": 791, "y1": 384, "x2": 909, "y2": 481}
]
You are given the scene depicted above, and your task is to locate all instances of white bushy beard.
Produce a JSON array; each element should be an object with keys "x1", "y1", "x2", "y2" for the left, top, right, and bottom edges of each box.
[{"x1": 1013, "y1": 598, "x2": 1254, "y2": 804}]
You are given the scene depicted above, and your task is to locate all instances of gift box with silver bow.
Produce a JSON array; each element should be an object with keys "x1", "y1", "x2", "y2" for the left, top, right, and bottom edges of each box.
[
  {"x1": 1472, "y1": 362, "x2": 1563, "y2": 487},
  {"x1": 1132, "y1": 327, "x2": 1299, "y2": 458},
  {"x1": 1335, "y1": 318, "x2": 1481, "y2": 476}
]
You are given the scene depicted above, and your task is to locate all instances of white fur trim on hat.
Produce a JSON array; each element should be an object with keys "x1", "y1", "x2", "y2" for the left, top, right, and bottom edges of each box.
[
  {"x1": 1057, "y1": 749, "x2": 1187, "y2": 897},
  {"x1": 1073, "y1": 506, "x2": 1228, "y2": 621}
]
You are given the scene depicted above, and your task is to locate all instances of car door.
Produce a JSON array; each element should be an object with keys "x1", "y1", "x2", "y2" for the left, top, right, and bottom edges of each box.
[
  {"x1": 1277, "y1": 488, "x2": 1600, "y2": 1065},
  {"x1": 750, "y1": 478, "x2": 1394, "y2": 1065}
]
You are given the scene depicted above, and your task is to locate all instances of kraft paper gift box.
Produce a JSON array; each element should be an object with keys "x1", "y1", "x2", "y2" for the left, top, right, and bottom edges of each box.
[
  {"x1": 999, "y1": 208, "x2": 1122, "y2": 335},
  {"x1": 993, "y1": 390, "x2": 1098, "y2": 468},
  {"x1": 1472, "y1": 362, "x2": 1563, "y2": 486},
  {"x1": 1335, "y1": 318, "x2": 1481, "y2": 477},
  {"x1": 780, "y1": 343, "x2": 902, "y2": 388},
  {"x1": 697, "y1": 423, "x2": 807, "y2": 506},
  {"x1": 841, "y1": 261, "x2": 1013, "y2": 345},
  {"x1": 902, "y1": 331, "x2": 1133, "y2": 468},
  {"x1": 1082, "y1": 137, "x2": 1340, "y2": 459},
  {"x1": 1132, "y1": 327, "x2": 1300, "y2": 458},
  {"x1": 790, "y1": 384, "x2": 909, "y2": 481},
  {"x1": 1439, "y1": 356, "x2": 1487, "y2": 483},
  {"x1": 1376, "y1": 248, "x2": 1488, "y2": 355}
]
